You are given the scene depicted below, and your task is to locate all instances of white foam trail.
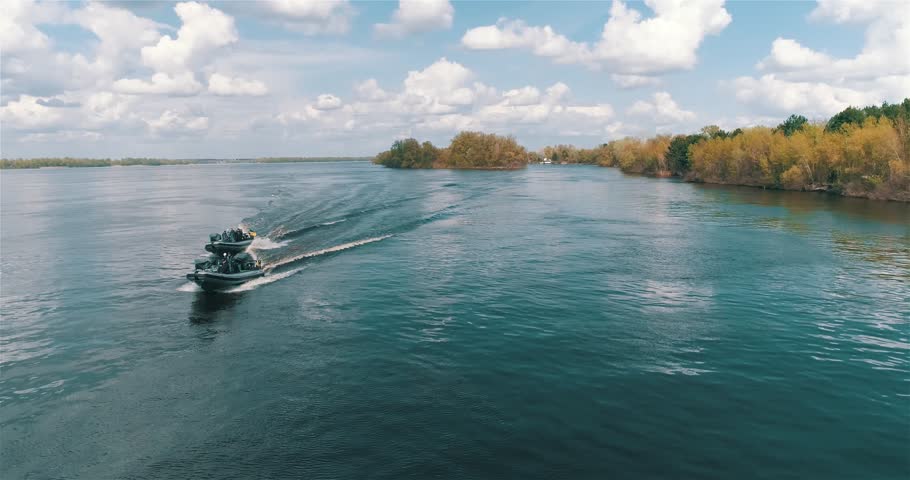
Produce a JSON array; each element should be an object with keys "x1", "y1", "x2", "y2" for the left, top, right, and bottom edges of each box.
[
  {"x1": 321, "y1": 218, "x2": 347, "y2": 226},
  {"x1": 178, "y1": 282, "x2": 201, "y2": 292},
  {"x1": 268, "y1": 234, "x2": 392, "y2": 270},
  {"x1": 227, "y1": 266, "x2": 306, "y2": 292},
  {"x1": 251, "y1": 236, "x2": 289, "y2": 250}
]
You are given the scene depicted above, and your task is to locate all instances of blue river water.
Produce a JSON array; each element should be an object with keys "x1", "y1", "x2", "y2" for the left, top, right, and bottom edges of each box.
[{"x1": 1, "y1": 162, "x2": 908, "y2": 478}]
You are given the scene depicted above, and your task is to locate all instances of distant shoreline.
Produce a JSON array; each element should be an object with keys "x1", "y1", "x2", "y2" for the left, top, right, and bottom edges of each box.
[{"x1": 0, "y1": 157, "x2": 372, "y2": 170}]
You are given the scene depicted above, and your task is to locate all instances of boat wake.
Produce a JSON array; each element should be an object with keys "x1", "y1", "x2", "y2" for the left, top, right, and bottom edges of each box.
[
  {"x1": 227, "y1": 266, "x2": 306, "y2": 292},
  {"x1": 178, "y1": 282, "x2": 201, "y2": 292},
  {"x1": 269, "y1": 217, "x2": 347, "y2": 240},
  {"x1": 251, "y1": 237, "x2": 288, "y2": 250},
  {"x1": 267, "y1": 234, "x2": 392, "y2": 270}
]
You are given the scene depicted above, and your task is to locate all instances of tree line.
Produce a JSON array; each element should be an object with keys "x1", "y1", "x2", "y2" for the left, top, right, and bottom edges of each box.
[
  {"x1": 0, "y1": 158, "x2": 194, "y2": 169},
  {"x1": 255, "y1": 157, "x2": 369, "y2": 163},
  {"x1": 373, "y1": 131, "x2": 529, "y2": 169},
  {"x1": 0, "y1": 157, "x2": 371, "y2": 169},
  {"x1": 540, "y1": 99, "x2": 910, "y2": 201}
]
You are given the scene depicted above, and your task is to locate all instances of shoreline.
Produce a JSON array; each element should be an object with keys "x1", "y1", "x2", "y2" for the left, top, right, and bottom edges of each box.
[
  {"x1": 0, "y1": 158, "x2": 372, "y2": 170},
  {"x1": 384, "y1": 163, "x2": 909, "y2": 202},
  {"x1": 5, "y1": 159, "x2": 906, "y2": 202},
  {"x1": 557, "y1": 164, "x2": 909, "y2": 203}
]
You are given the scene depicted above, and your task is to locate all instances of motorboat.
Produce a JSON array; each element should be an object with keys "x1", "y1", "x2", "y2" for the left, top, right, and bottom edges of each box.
[
  {"x1": 186, "y1": 252, "x2": 264, "y2": 292},
  {"x1": 205, "y1": 228, "x2": 256, "y2": 254}
]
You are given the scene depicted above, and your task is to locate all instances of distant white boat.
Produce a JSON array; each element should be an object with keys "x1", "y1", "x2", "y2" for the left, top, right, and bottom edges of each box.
[{"x1": 541, "y1": 157, "x2": 552, "y2": 164}]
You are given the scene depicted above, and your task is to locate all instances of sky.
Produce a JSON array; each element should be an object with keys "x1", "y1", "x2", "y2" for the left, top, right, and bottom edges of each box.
[{"x1": 1, "y1": 0, "x2": 908, "y2": 158}]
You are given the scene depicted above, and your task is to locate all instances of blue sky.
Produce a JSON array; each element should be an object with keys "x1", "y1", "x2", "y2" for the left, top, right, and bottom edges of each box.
[{"x1": 2, "y1": 0, "x2": 907, "y2": 158}]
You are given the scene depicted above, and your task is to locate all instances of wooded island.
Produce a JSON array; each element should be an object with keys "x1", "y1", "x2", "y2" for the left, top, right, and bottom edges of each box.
[{"x1": 373, "y1": 131, "x2": 528, "y2": 170}]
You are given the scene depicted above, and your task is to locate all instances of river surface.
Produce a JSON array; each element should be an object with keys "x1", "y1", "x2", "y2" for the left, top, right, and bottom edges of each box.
[{"x1": 1, "y1": 162, "x2": 908, "y2": 479}]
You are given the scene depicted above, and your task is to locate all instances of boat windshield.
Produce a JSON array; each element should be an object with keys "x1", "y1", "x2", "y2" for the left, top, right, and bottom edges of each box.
[
  {"x1": 213, "y1": 228, "x2": 252, "y2": 243},
  {"x1": 210, "y1": 254, "x2": 260, "y2": 273}
]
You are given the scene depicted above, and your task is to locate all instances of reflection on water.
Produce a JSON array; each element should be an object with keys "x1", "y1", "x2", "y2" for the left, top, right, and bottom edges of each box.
[
  {"x1": 832, "y1": 232, "x2": 910, "y2": 281},
  {"x1": 697, "y1": 183, "x2": 910, "y2": 225},
  {"x1": 188, "y1": 292, "x2": 239, "y2": 325}
]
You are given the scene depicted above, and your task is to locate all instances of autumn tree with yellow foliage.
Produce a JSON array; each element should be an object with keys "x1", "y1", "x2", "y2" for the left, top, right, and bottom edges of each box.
[
  {"x1": 687, "y1": 115, "x2": 909, "y2": 200},
  {"x1": 549, "y1": 99, "x2": 909, "y2": 201}
]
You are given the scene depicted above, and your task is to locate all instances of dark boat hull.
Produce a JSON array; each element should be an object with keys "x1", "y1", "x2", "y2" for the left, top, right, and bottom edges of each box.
[
  {"x1": 204, "y1": 239, "x2": 253, "y2": 254},
  {"x1": 186, "y1": 270, "x2": 264, "y2": 291}
]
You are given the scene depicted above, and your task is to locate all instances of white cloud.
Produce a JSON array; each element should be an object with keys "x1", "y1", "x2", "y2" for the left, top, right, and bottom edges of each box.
[
  {"x1": 800, "y1": 2, "x2": 906, "y2": 77},
  {"x1": 141, "y1": 2, "x2": 238, "y2": 74},
  {"x1": 208, "y1": 73, "x2": 268, "y2": 96},
  {"x1": 416, "y1": 113, "x2": 476, "y2": 132},
  {"x1": 737, "y1": 0, "x2": 909, "y2": 115},
  {"x1": 1, "y1": 1, "x2": 164, "y2": 97},
  {"x1": 261, "y1": 0, "x2": 354, "y2": 35},
  {"x1": 461, "y1": 0, "x2": 731, "y2": 74},
  {"x1": 809, "y1": 0, "x2": 889, "y2": 24},
  {"x1": 473, "y1": 82, "x2": 572, "y2": 125},
  {"x1": 565, "y1": 104, "x2": 615, "y2": 119},
  {"x1": 375, "y1": 0, "x2": 454, "y2": 38},
  {"x1": 109, "y1": 2, "x2": 244, "y2": 99},
  {"x1": 594, "y1": 0, "x2": 731, "y2": 73},
  {"x1": 732, "y1": 74, "x2": 884, "y2": 118},
  {"x1": 114, "y1": 72, "x2": 204, "y2": 96},
  {"x1": 502, "y1": 86, "x2": 541, "y2": 106},
  {"x1": 355, "y1": 79, "x2": 389, "y2": 101},
  {"x1": 72, "y1": 3, "x2": 163, "y2": 66},
  {"x1": 21, "y1": 131, "x2": 103, "y2": 143},
  {"x1": 0, "y1": 95, "x2": 66, "y2": 129},
  {"x1": 401, "y1": 57, "x2": 477, "y2": 113},
  {"x1": 314, "y1": 94, "x2": 343, "y2": 110},
  {"x1": 611, "y1": 74, "x2": 660, "y2": 89},
  {"x1": 731, "y1": 114, "x2": 786, "y2": 129},
  {"x1": 277, "y1": 105, "x2": 324, "y2": 124},
  {"x1": 757, "y1": 38, "x2": 832, "y2": 71},
  {"x1": 1, "y1": 89, "x2": 144, "y2": 135},
  {"x1": 416, "y1": 81, "x2": 617, "y2": 138},
  {"x1": 461, "y1": 19, "x2": 594, "y2": 67},
  {"x1": 83, "y1": 92, "x2": 134, "y2": 125},
  {"x1": 271, "y1": 58, "x2": 623, "y2": 145},
  {"x1": 627, "y1": 92, "x2": 695, "y2": 124},
  {"x1": 0, "y1": 0, "x2": 53, "y2": 54},
  {"x1": 147, "y1": 109, "x2": 210, "y2": 134}
]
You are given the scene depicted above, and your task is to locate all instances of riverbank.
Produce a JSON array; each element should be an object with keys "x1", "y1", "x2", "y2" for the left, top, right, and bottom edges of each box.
[{"x1": 540, "y1": 100, "x2": 910, "y2": 202}]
